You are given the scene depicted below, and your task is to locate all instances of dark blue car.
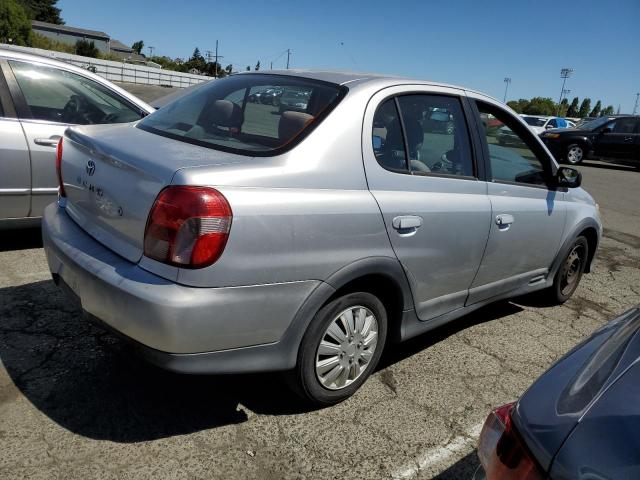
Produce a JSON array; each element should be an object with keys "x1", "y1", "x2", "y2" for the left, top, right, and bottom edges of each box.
[{"x1": 475, "y1": 306, "x2": 640, "y2": 480}]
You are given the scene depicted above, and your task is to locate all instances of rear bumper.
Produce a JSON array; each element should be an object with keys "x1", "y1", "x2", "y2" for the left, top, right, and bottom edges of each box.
[{"x1": 42, "y1": 203, "x2": 323, "y2": 373}]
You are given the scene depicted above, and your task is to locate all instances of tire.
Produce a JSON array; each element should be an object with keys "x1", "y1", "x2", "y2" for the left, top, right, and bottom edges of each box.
[
  {"x1": 290, "y1": 292, "x2": 387, "y2": 406},
  {"x1": 539, "y1": 236, "x2": 589, "y2": 304},
  {"x1": 565, "y1": 144, "x2": 585, "y2": 165}
]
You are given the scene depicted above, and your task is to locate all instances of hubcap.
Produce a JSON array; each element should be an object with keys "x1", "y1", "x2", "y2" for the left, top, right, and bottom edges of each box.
[
  {"x1": 560, "y1": 245, "x2": 584, "y2": 296},
  {"x1": 315, "y1": 306, "x2": 378, "y2": 390},
  {"x1": 567, "y1": 146, "x2": 583, "y2": 164}
]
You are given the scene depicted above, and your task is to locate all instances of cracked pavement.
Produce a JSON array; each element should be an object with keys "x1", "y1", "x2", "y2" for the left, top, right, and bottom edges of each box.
[{"x1": 1, "y1": 160, "x2": 639, "y2": 480}]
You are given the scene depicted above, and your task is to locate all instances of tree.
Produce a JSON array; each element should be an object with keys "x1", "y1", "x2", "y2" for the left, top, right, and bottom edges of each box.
[
  {"x1": 75, "y1": 39, "x2": 98, "y2": 58},
  {"x1": 225, "y1": 64, "x2": 232, "y2": 75},
  {"x1": 578, "y1": 98, "x2": 591, "y2": 118},
  {"x1": 522, "y1": 97, "x2": 557, "y2": 116},
  {"x1": 246, "y1": 65, "x2": 250, "y2": 71},
  {"x1": 0, "y1": 0, "x2": 31, "y2": 45},
  {"x1": 558, "y1": 98, "x2": 569, "y2": 117},
  {"x1": 131, "y1": 40, "x2": 144, "y2": 54},
  {"x1": 566, "y1": 97, "x2": 580, "y2": 117},
  {"x1": 589, "y1": 100, "x2": 602, "y2": 117},
  {"x1": 601, "y1": 105, "x2": 615, "y2": 116},
  {"x1": 191, "y1": 47, "x2": 203, "y2": 61},
  {"x1": 506, "y1": 99, "x2": 529, "y2": 113},
  {"x1": 254, "y1": 61, "x2": 260, "y2": 71},
  {"x1": 19, "y1": 0, "x2": 63, "y2": 24}
]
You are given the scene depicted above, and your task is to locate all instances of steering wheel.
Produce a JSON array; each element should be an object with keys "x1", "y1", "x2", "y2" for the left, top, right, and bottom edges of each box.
[{"x1": 61, "y1": 95, "x2": 88, "y2": 124}]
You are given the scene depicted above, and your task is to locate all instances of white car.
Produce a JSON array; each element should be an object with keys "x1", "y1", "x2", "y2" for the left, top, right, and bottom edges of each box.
[{"x1": 520, "y1": 115, "x2": 569, "y2": 134}]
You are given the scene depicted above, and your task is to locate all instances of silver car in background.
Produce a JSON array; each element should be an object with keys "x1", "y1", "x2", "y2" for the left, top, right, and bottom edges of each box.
[
  {"x1": 0, "y1": 49, "x2": 153, "y2": 228},
  {"x1": 42, "y1": 71, "x2": 601, "y2": 405}
]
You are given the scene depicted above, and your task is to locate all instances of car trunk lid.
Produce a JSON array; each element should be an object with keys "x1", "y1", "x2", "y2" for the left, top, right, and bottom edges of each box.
[{"x1": 62, "y1": 123, "x2": 250, "y2": 262}]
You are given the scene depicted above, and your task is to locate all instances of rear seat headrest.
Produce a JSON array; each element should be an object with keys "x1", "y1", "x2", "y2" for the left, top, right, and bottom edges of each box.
[
  {"x1": 201, "y1": 99, "x2": 244, "y2": 129},
  {"x1": 278, "y1": 111, "x2": 314, "y2": 142}
]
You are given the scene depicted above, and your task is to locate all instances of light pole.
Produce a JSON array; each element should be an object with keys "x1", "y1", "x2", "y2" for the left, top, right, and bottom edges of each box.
[
  {"x1": 557, "y1": 68, "x2": 574, "y2": 114},
  {"x1": 633, "y1": 93, "x2": 639, "y2": 115},
  {"x1": 147, "y1": 46, "x2": 155, "y2": 58},
  {"x1": 503, "y1": 77, "x2": 511, "y2": 103}
]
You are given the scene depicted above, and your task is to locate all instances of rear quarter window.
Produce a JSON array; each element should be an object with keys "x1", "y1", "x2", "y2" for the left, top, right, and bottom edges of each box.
[{"x1": 138, "y1": 74, "x2": 346, "y2": 156}]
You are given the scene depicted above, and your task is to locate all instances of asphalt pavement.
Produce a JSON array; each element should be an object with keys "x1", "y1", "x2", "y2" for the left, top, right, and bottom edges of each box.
[{"x1": 0, "y1": 160, "x2": 638, "y2": 480}]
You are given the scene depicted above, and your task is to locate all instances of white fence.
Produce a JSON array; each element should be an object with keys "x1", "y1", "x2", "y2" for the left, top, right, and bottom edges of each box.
[{"x1": 0, "y1": 43, "x2": 209, "y2": 88}]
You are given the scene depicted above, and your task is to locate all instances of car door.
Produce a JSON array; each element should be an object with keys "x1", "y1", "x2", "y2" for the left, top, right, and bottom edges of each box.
[
  {"x1": 363, "y1": 86, "x2": 492, "y2": 321},
  {"x1": 594, "y1": 117, "x2": 639, "y2": 160},
  {"x1": 6, "y1": 59, "x2": 146, "y2": 217},
  {"x1": 467, "y1": 98, "x2": 566, "y2": 304},
  {"x1": 0, "y1": 61, "x2": 31, "y2": 219}
]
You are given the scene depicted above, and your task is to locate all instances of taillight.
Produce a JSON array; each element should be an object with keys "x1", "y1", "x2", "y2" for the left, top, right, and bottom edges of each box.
[
  {"x1": 477, "y1": 402, "x2": 545, "y2": 480},
  {"x1": 143, "y1": 186, "x2": 232, "y2": 268},
  {"x1": 56, "y1": 137, "x2": 66, "y2": 197}
]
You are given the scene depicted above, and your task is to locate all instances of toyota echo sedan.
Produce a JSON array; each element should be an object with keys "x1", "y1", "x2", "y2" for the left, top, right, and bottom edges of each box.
[
  {"x1": 42, "y1": 71, "x2": 602, "y2": 404},
  {"x1": 0, "y1": 49, "x2": 153, "y2": 228},
  {"x1": 475, "y1": 306, "x2": 640, "y2": 480}
]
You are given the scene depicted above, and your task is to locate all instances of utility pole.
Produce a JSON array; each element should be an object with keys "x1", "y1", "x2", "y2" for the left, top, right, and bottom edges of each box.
[
  {"x1": 503, "y1": 77, "x2": 511, "y2": 103},
  {"x1": 148, "y1": 46, "x2": 155, "y2": 57},
  {"x1": 286, "y1": 48, "x2": 291, "y2": 69},
  {"x1": 213, "y1": 40, "x2": 224, "y2": 78},
  {"x1": 270, "y1": 61, "x2": 273, "y2": 70},
  {"x1": 557, "y1": 68, "x2": 574, "y2": 114},
  {"x1": 633, "y1": 93, "x2": 639, "y2": 115}
]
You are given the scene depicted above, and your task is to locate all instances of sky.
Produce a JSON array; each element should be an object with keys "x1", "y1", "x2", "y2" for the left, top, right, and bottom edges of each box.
[{"x1": 58, "y1": 0, "x2": 640, "y2": 113}]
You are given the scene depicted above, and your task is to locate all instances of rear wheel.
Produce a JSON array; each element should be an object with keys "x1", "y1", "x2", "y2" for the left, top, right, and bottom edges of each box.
[
  {"x1": 565, "y1": 144, "x2": 584, "y2": 165},
  {"x1": 540, "y1": 236, "x2": 589, "y2": 304},
  {"x1": 290, "y1": 292, "x2": 387, "y2": 406}
]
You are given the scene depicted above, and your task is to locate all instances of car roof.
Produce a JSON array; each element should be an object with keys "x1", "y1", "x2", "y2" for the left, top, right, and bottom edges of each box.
[{"x1": 234, "y1": 69, "x2": 495, "y2": 99}]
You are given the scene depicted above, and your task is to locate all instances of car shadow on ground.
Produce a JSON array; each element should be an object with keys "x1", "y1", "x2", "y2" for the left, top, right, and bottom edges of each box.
[
  {"x1": 580, "y1": 160, "x2": 637, "y2": 172},
  {"x1": 432, "y1": 451, "x2": 480, "y2": 479},
  {"x1": 0, "y1": 227, "x2": 43, "y2": 252},
  {"x1": 0, "y1": 277, "x2": 526, "y2": 443}
]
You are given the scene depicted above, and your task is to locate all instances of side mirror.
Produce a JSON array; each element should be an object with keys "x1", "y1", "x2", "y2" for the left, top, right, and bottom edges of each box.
[
  {"x1": 545, "y1": 124, "x2": 554, "y2": 130},
  {"x1": 556, "y1": 166, "x2": 582, "y2": 188}
]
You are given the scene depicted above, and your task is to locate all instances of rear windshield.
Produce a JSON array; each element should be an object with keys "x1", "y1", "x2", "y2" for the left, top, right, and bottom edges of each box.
[{"x1": 138, "y1": 74, "x2": 346, "y2": 156}]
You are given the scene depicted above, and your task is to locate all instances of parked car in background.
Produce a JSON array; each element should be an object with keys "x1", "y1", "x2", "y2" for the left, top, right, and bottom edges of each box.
[
  {"x1": 520, "y1": 115, "x2": 568, "y2": 134},
  {"x1": 474, "y1": 306, "x2": 640, "y2": 480},
  {"x1": 541, "y1": 115, "x2": 640, "y2": 165},
  {"x1": 574, "y1": 117, "x2": 596, "y2": 128},
  {"x1": 43, "y1": 71, "x2": 600, "y2": 405},
  {"x1": 0, "y1": 49, "x2": 154, "y2": 228}
]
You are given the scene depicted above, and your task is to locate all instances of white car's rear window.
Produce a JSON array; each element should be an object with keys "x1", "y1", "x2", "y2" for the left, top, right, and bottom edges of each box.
[{"x1": 138, "y1": 74, "x2": 346, "y2": 156}]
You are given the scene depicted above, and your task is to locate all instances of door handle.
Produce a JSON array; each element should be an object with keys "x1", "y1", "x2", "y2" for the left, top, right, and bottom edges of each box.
[
  {"x1": 34, "y1": 135, "x2": 62, "y2": 147},
  {"x1": 392, "y1": 215, "x2": 423, "y2": 231},
  {"x1": 495, "y1": 214, "x2": 514, "y2": 229},
  {"x1": 624, "y1": 136, "x2": 634, "y2": 142}
]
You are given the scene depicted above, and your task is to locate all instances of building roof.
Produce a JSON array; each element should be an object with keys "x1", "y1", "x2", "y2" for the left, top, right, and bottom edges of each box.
[
  {"x1": 110, "y1": 39, "x2": 133, "y2": 52},
  {"x1": 31, "y1": 20, "x2": 110, "y2": 40}
]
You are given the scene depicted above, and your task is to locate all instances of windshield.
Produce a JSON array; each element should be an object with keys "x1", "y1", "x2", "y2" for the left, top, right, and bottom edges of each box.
[
  {"x1": 138, "y1": 74, "x2": 345, "y2": 155},
  {"x1": 522, "y1": 116, "x2": 547, "y2": 127},
  {"x1": 578, "y1": 117, "x2": 614, "y2": 131}
]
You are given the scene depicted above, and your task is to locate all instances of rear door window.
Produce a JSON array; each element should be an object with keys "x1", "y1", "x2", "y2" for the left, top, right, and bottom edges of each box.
[
  {"x1": 372, "y1": 98, "x2": 408, "y2": 172},
  {"x1": 396, "y1": 94, "x2": 474, "y2": 177},
  {"x1": 138, "y1": 74, "x2": 346, "y2": 156}
]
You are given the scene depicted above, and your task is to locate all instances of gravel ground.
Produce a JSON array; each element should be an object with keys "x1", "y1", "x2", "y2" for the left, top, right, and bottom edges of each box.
[{"x1": 0, "y1": 160, "x2": 638, "y2": 480}]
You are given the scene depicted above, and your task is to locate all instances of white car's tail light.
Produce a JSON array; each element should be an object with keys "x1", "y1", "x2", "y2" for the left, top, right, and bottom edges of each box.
[{"x1": 143, "y1": 186, "x2": 232, "y2": 268}]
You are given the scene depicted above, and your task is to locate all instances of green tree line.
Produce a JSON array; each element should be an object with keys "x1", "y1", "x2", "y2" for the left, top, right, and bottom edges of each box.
[{"x1": 507, "y1": 96, "x2": 615, "y2": 118}]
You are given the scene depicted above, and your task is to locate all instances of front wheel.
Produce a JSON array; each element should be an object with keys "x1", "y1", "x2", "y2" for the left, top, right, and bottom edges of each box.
[
  {"x1": 290, "y1": 292, "x2": 387, "y2": 406},
  {"x1": 540, "y1": 236, "x2": 589, "y2": 304},
  {"x1": 565, "y1": 144, "x2": 584, "y2": 165}
]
